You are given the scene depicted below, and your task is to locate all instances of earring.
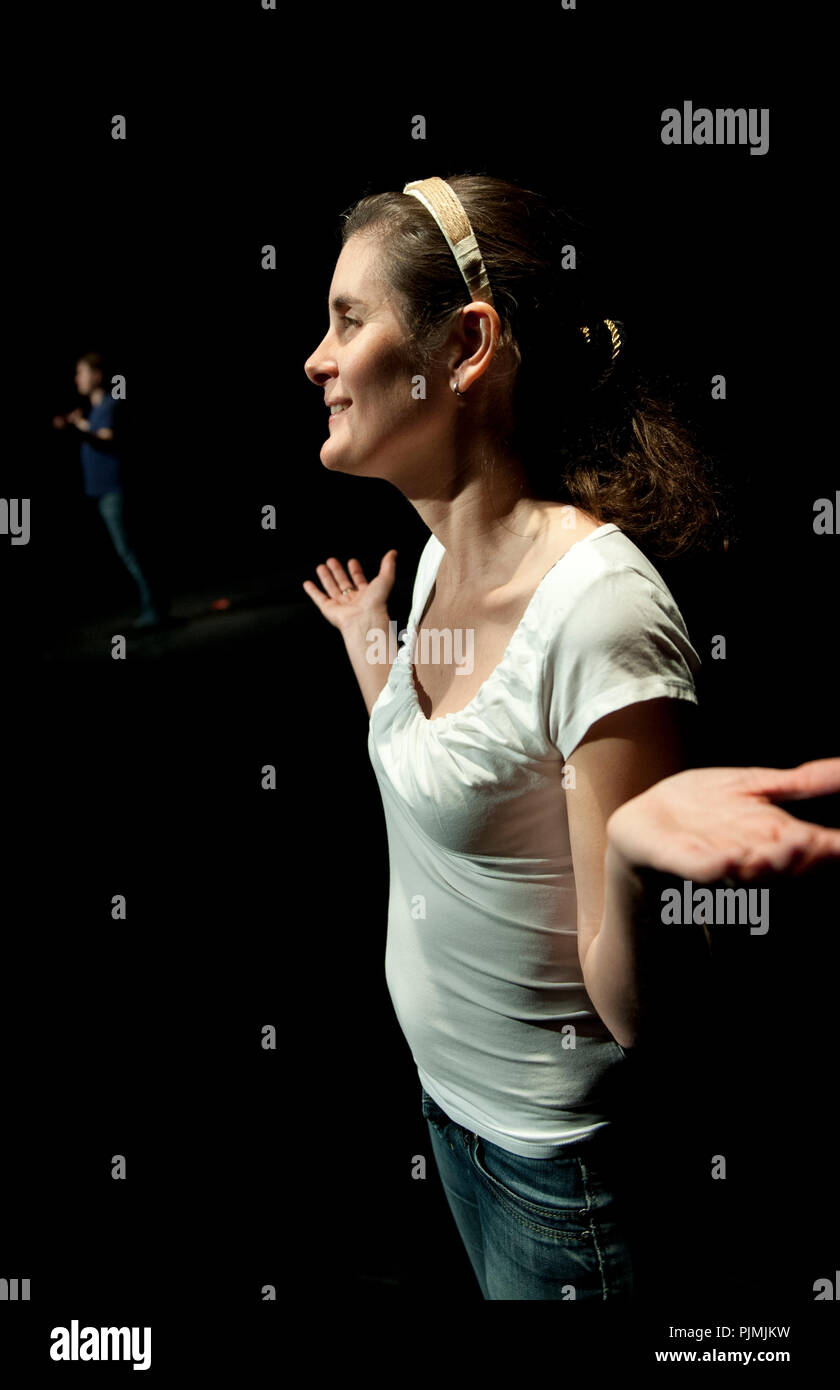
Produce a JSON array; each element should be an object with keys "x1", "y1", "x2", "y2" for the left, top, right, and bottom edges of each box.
[{"x1": 451, "y1": 381, "x2": 463, "y2": 397}]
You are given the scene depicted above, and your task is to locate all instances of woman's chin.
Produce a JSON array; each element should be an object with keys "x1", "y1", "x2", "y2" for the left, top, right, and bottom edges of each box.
[{"x1": 321, "y1": 448, "x2": 359, "y2": 473}]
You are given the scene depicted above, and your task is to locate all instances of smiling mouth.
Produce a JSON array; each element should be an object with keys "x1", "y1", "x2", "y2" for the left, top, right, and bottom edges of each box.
[{"x1": 329, "y1": 405, "x2": 352, "y2": 421}]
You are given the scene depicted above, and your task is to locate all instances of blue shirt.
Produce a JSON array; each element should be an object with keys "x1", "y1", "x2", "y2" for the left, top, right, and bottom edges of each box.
[{"x1": 80, "y1": 395, "x2": 121, "y2": 497}]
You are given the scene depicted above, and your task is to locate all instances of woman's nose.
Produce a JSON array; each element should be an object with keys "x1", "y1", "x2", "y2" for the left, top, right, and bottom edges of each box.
[
  {"x1": 304, "y1": 321, "x2": 339, "y2": 381},
  {"x1": 304, "y1": 348, "x2": 334, "y2": 385}
]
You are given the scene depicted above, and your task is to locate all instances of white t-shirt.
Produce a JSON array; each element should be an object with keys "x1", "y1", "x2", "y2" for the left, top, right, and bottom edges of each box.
[{"x1": 367, "y1": 522, "x2": 701, "y2": 1157}]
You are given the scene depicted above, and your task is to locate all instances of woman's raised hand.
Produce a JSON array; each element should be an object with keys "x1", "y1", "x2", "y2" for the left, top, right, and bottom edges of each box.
[
  {"x1": 302, "y1": 550, "x2": 398, "y2": 634},
  {"x1": 606, "y1": 758, "x2": 840, "y2": 883}
]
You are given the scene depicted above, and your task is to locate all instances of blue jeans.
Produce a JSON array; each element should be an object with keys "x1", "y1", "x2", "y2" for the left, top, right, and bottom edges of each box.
[
  {"x1": 421, "y1": 1084, "x2": 635, "y2": 1300},
  {"x1": 95, "y1": 488, "x2": 157, "y2": 615}
]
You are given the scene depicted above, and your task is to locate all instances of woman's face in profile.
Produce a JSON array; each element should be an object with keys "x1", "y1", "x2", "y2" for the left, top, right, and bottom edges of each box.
[{"x1": 305, "y1": 232, "x2": 453, "y2": 481}]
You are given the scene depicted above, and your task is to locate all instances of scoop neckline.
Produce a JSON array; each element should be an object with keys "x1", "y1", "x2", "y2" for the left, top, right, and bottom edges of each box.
[{"x1": 402, "y1": 522, "x2": 619, "y2": 728}]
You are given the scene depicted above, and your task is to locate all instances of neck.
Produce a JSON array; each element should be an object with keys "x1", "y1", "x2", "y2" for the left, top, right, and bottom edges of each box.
[
  {"x1": 90, "y1": 387, "x2": 105, "y2": 406},
  {"x1": 405, "y1": 452, "x2": 554, "y2": 591}
]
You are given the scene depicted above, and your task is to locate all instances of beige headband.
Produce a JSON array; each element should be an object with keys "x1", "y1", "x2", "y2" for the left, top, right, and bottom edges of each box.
[
  {"x1": 403, "y1": 177, "x2": 495, "y2": 306},
  {"x1": 403, "y1": 175, "x2": 624, "y2": 387}
]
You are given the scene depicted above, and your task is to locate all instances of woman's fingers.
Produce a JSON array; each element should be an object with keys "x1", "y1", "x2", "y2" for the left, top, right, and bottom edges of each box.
[
  {"x1": 783, "y1": 817, "x2": 840, "y2": 872},
  {"x1": 315, "y1": 559, "x2": 352, "y2": 599},
  {"x1": 608, "y1": 763, "x2": 840, "y2": 883},
  {"x1": 301, "y1": 557, "x2": 370, "y2": 614},
  {"x1": 732, "y1": 811, "x2": 840, "y2": 878},
  {"x1": 319, "y1": 557, "x2": 365, "y2": 598},
  {"x1": 747, "y1": 758, "x2": 840, "y2": 803},
  {"x1": 301, "y1": 578, "x2": 330, "y2": 612}
]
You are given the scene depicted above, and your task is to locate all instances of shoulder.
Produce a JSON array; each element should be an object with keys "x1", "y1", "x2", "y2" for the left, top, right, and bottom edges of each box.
[
  {"x1": 540, "y1": 526, "x2": 680, "y2": 629},
  {"x1": 537, "y1": 528, "x2": 701, "y2": 691}
]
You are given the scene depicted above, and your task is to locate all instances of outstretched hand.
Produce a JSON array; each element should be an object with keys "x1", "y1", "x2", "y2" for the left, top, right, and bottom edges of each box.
[
  {"x1": 606, "y1": 759, "x2": 840, "y2": 883},
  {"x1": 302, "y1": 550, "x2": 398, "y2": 635}
]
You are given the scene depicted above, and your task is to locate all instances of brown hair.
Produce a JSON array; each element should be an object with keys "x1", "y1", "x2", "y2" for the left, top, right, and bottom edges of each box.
[{"x1": 339, "y1": 174, "x2": 733, "y2": 560}]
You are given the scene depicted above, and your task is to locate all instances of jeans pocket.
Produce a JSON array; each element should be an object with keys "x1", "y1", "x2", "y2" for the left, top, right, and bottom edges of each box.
[
  {"x1": 420, "y1": 1086, "x2": 453, "y2": 1133},
  {"x1": 470, "y1": 1135, "x2": 594, "y2": 1237}
]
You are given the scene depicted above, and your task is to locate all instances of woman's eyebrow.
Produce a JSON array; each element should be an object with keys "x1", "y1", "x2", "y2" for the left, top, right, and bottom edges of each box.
[{"x1": 329, "y1": 295, "x2": 369, "y2": 312}]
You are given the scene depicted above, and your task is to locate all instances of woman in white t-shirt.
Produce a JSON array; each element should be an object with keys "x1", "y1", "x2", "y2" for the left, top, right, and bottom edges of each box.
[{"x1": 301, "y1": 176, "x2": 840, "y2": 1301}]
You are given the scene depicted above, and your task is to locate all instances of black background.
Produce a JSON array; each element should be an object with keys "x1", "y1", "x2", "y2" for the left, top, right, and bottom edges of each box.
[{"x1": 2, "y1": 2, "x2": 837, "y2": 1375}]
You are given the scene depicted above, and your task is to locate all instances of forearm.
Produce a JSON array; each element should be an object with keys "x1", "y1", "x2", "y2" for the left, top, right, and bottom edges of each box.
[
  {"x1": 342, "y1": 613, "x2": 395, "y2": 718},
  {"x1": 72, "y1": 422, "x2": 117, "y2": 452},
  {"x1": 580, "y1": 840, "x2": 648, "y2": 1050}
]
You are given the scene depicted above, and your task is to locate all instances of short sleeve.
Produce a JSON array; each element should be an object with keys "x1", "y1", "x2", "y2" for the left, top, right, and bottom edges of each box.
[{"x1": 543, "y1": 564, "x2": 701, "y2": 761}]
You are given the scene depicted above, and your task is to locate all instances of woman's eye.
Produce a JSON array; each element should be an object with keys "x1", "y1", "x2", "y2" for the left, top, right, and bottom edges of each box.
[{"x1": 342, "y1": 316, "x2": 359, "y2": 327}]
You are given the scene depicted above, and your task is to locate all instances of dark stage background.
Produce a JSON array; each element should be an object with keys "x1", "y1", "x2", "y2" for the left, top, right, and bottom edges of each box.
[{"x1": 2, "y1": 6, "x2": 837, "y2": 1376}]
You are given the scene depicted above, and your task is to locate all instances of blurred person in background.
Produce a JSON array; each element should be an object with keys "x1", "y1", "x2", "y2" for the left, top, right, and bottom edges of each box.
[{"x1": 53, "y1": 351, "x2": 164, "y2": 629}]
